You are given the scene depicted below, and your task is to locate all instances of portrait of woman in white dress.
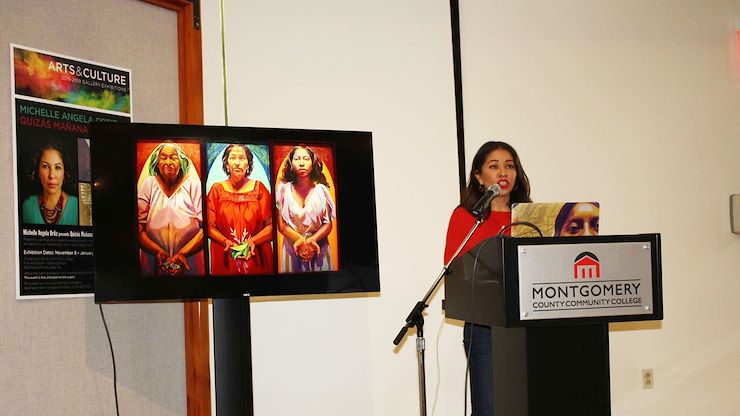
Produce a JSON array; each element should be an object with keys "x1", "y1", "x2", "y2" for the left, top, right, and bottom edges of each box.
[
  {"x1": 136, "y1": 141, "x2": 204, "y2": 276},
  {"x1": 274, "y1": 145, "x2": 338, "y2": 273}
]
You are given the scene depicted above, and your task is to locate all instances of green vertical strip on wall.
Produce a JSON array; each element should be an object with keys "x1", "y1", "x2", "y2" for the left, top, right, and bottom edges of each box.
[{"x1": 220, "y1": 0, "x2": 229, "y2": 126}]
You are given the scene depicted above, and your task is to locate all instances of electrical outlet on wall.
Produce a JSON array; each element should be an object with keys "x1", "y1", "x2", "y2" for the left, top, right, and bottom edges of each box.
[{"x1": 642, "y1": 368, "x2": 654, "y2": 389}]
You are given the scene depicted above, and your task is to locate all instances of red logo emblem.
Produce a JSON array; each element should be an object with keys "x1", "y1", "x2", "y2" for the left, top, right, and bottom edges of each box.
[{"x1": 573, "y1": 252, "x2": 600, "y2": 279}]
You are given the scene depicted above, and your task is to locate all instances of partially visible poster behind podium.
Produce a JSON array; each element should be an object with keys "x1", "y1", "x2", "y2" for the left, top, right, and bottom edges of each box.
[{"x1": 11, "y1": 44, "x2": 131, "y2": 298}]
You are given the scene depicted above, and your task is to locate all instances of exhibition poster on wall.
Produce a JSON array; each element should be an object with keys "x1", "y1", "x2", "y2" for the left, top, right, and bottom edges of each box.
[{"x1": 11, "y1": 44, "x2": 132, "y2": 298}]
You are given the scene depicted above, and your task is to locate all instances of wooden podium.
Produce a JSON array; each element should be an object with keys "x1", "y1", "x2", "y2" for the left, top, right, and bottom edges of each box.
[{"x1": 444, "y1": 234, "x2": 663, "y2": 416}]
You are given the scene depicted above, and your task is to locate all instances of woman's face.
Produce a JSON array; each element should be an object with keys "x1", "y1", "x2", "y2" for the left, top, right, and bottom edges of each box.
[
  {"x1": 291, "y1": 148, "x2": 312, "y2": 178},
  {"x1": 38, "y1": 148, "x2": 65, "y2": 195},
  {"x1": 558, "y1": 203, "x2": 600, "y2": 236},
  {"x1": 227, "y1": 146, "x2": 250, "y2": 181},
  {"x1": 474, "y1": 149, "x2": 517, "y2": 197},
  {"x1": 157, "y1": 145, "x2": 181, "y2": 184}
]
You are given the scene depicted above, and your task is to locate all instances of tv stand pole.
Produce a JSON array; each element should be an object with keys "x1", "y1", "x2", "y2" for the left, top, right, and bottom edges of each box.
[{"x1": 213, "y1": 296, "x2": 254, "y2": 416}]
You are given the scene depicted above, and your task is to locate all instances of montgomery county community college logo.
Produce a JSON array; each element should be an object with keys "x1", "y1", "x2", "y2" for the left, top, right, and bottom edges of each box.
[{"x1": 573, "y1": 252, "x2": 600, "y2": 279}]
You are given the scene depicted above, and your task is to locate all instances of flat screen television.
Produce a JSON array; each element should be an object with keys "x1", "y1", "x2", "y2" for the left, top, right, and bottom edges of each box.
[{"x1": 90, "y1": 123, "x2": 379, "y2": 302}]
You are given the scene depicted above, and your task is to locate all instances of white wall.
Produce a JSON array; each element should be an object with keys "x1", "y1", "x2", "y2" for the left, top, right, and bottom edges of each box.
[
  {"x1": 459, "y1": 1, "x2": 740, "y2": 415},
  {"x1": 203, "y1": 1, "x2": 740, "y2": 415},
  {"x1": 202, "y1": 1, "x2": 462, "y2": 415}
]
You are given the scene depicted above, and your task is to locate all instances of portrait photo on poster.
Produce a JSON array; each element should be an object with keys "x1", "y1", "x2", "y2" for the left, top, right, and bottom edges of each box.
[{"x1": 18, "y1": 135, "x2": 80, "y2": 226}]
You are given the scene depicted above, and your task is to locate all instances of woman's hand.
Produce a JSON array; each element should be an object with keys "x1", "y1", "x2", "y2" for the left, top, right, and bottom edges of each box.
[
  {"x1": 165, "y1": 253, "x2": 190, "y2": 276},
  {"x1": 156, "y1": 252, "x2": 188, "y2": 276},
  {"x1": 305, "y1": 237, "x2": 321, "y2": 256},
  {"x1": 227, "y1": 239, "x2": 255, "y2": 261},
  {"x1": 244, "y1": 238, "x2": 256, "y2": 261},
  {"x1": 156, "y1": 251, "x2": 169, "y2": 268},
  {"x1": 294, "y1": 237, "x2": 317, "y2": 261}
]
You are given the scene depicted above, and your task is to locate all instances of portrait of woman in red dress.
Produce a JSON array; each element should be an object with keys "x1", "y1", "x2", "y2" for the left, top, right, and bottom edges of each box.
[{"x1": 206, "y1": 143, "x2": 273, "y2": 275}]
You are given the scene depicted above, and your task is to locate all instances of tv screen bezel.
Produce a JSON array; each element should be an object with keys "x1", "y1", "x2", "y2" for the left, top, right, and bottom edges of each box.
[{"x1": 90, "y1": 123, "x2": 380, "y2": 302}]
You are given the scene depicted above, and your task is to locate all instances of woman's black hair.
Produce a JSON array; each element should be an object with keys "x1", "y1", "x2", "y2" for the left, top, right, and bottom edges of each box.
[
  {"x1": 28, "y1": 140, "x2": 76, "y2": 196},
  {"x1": 281, "y1": 145, "x2": 329, "y2": 186},
  {"x1": 221, "y1": 143, "x2": 254, "y2": 177},
  {"x1": 460, "y1": 141, "x2": 531, "y2": 212}
]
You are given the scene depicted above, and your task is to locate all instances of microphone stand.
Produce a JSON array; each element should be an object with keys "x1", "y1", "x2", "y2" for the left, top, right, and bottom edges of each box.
[{"x1": 393, "y1": 214, "x2": 485, "y2": 416}]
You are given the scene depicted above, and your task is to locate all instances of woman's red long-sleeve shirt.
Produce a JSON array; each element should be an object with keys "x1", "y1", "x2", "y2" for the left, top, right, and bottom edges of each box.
[{"x1": 443, "y1": 206, "x2": 511, "y2": 264}]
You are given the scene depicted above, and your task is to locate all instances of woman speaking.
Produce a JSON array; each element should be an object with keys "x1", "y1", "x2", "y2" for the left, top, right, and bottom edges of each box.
[{"x1": 444, "y1": 141, "x2": 532, "y2": 415}]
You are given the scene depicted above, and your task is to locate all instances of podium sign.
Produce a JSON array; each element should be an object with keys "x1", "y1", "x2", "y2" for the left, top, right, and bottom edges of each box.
[
  {"x1": 445, "y1": 233, "x2": 662, "y2": 327},
  {"x1": 518, "y1": 241, "x2": 654, "y2": 321}
]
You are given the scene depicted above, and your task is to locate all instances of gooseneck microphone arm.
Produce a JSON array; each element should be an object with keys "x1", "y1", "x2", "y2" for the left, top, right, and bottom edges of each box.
[{"x1": 393, "y1": 214, "x2": 485, "y2": 416}]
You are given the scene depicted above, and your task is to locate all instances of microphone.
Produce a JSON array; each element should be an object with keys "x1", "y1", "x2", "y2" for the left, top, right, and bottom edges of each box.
[{"x1": 471, "y1": 183, "x2": 501, "y2": 219}]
